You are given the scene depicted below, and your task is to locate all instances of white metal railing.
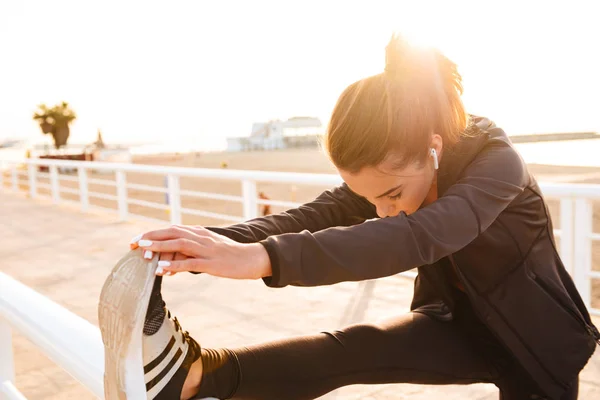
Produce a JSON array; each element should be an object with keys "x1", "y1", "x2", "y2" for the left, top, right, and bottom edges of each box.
[
  {"x1": 0, "y1": 272, "x2": 105, "y2": 399},
  {"x1": 0, "y1": 157, "x2": 343, "y2": 224},
  {"x1": 0, "y1": 157, "x2": 598, "y2": 314},
  {"x1": 1, "y1": 157, "x2": 600, "y2": 398}
]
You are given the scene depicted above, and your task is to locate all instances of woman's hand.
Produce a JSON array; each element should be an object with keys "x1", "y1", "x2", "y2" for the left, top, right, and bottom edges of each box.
[{"x1": 130, "y1": 225, "x2": 272, "y2": 280}]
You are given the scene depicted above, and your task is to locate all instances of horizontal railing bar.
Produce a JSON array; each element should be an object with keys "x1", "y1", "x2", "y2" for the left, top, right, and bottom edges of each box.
[
  {"x1": 127, "y1": 183, "x2": 167, "y2": 193},
  {"x1": 58, "y1": 175, "x2": 79, "y2": 183},
  {"x1": 59, "y1": 187, "x2": 80, "y2": 195},
  {"x1": 589, "y1": 271, "x2": 600, "y2": 279},
  {"x1": 127, "y1": 198, "x2": 169, "y2": 210},
  {"x1": 89, "y1": 192, "x2": 118, "y2": 201},
  {"x1": 257, "y1": 199, "x2": 302, "y2": 208},
  {"x1": 540, "y1": 182, "x2": 600, "y2": 200},
  {"x1": 1, "y1": 380, "x2": 28, "y2": 400},
  {"x1": 1, "y1": 159, "x2": 343, "y2": 186},
  {"x1": 180, "y1": 189, "x2": 243, "y2": 202},
  {"x1": 0, "y1": 272, "x2": 105, "y2": 397},
  {"x1": 87, "y1": 178, "x2": 116, "y2": 187}
]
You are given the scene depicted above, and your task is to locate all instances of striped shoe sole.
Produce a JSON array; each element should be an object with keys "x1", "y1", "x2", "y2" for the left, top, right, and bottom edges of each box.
[{"x1": 98, "y1": 248, "x2": 158, "y2": 399}]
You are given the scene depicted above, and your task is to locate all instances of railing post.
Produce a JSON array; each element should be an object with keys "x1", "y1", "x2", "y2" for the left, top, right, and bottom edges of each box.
[
  {"x1": 78, "y1": 168, "x2": 89, "y2": 212},
  {"x1": 167, "y1": 174, "x2": 182, "y2": 225},
  {"x1": 28, "y1": 163, "x2": 37, "y2": 198},
  {"x1": 559, "y1": 198, "x2": 574, "y2": 275},
  {"x1": 242, "y1": 179, "x2": 258, "y2": 220},
  {"x1": 49, "y1": 165, "x2": 60, "y2": 203},
  {"x1": 573, "y1": 198, "x2": 592, "y2": 308},
  {"x1": 339, "y1": 280, "x2": 376, "y2": 326},
  {"x1": 0, "y1": 318, "x2": 15, "y2": 388},
  {"x1": 11, "y1": 165, "x2": 18, "y2": 192},
  {"x1": 115, "y1": 170, "x2": 128, "y2": 221}
]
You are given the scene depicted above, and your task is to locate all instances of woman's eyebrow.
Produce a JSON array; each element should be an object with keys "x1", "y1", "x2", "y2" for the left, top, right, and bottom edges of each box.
[{"x1": 376, "y1": 184, "x2": 403, "y2": 199}]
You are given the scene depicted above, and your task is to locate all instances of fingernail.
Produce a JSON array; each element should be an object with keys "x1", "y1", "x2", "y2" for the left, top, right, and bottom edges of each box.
[
  {"x1": 130, "y1": 234, "x2": 143, "y2": 244},
  {"x1": 166, "y1": 271, "x2": 175, "y2": 276},
  {"x1": 155, "y1": 266, "x2": 164, "y2": 275},
  {"x1": 138, "y1": 240, "x2": 153, "y2": 247},
  {"x1": 158, "y1": 261, "x2": 171, "y2": 268},
  {"x1": 144, "y1": 250, "x2": 153, "y2": 259}
]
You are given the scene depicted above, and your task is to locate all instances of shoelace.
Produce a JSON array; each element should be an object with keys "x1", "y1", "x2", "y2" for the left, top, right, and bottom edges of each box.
[
  {"x1": 168, "y1": 311, "x2": 202, "y2": 370},
  {"x1": 172, "y1": 314, "x2": 192, "y2": 344}
]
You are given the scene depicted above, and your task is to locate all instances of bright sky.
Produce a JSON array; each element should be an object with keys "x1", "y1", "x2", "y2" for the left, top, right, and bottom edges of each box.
[{"x1": 1, "y1": 0, "x2": 599, "y2": 151}]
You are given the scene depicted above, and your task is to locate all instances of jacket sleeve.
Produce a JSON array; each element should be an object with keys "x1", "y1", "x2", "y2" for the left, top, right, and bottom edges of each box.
[
  {"x1": 259, "y1": 139, "x2": 529, "y2": 288},
  {"x1": 204, "y1": 183, "x2": 377, "y2": 243}
]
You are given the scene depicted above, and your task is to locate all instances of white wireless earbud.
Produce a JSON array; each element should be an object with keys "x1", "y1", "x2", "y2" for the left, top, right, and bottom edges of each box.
[{"x1": 430, "y1": 148, "x2": 439, "y2": 170}]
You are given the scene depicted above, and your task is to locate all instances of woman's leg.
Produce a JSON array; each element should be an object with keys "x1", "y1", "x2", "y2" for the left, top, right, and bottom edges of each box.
[{"x1": 195, "y1": 312, "x2": 499, "y2": 400}]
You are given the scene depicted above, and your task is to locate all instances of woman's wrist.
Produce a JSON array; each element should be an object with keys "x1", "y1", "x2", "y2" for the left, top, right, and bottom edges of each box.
[{"x1": 247, "y1": 243, "x2": 272, "y2": 279}]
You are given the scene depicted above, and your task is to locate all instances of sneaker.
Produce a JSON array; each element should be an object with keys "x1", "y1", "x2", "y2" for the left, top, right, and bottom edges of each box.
[{"x1": 98, "y1": 248, "x2": 205, "y2": 399}]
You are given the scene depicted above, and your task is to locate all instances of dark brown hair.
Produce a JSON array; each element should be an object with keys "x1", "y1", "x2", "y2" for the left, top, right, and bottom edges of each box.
[{"x1": 325, "y1": 33, "x2": 469, "y2": 173}]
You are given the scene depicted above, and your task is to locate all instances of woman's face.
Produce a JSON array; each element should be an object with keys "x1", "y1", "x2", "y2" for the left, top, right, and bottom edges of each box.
[
  {"x1": 338, "y1": 137, "x2": 442, "y2": 218},
  {"x1": 340, "y1": 159, "x2": 436, "y2": 218}
]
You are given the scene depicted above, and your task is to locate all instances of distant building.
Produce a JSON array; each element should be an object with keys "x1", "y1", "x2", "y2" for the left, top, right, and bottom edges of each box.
[{"x1": 226, "y1": 116, "x2": 324, "y2": 152}]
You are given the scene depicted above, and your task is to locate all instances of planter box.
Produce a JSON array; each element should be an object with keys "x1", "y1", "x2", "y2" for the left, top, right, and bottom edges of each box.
[{"x1": 38, "y1": 153, "x2": 93, "y2": 173}]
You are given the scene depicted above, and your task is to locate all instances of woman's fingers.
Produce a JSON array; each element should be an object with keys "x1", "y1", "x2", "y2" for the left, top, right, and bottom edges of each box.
[
  {"x1": 173, "y1": 252, "x2": 188, "y2": 261},
  {"x1": 154, "y1": 252, "x2": 173, "y2": 276},
  {"x1": 130, "y1": 233, "x2": 143, "y2": 250},
  {"x1": 129, "y1": 228, "x2": 166, "y2": 245},
  {"x1": 138, "y1": 238, "x2": 204, "y2": 256},
  {"x1": 143, "y1": 249, "x2": 154, "y2": 259},
  {"x1": 129, "y1": 225, "x2": 200, "y2": 248},
  {"x1": 129, "y1": 225, "x2": 258, "y2": 279},
  {"x1": 157, "y1": 258, "x2": 207, "y2": 274},
  {"x1": 175, "y1": 225, "x2": 210, "y2": 236},
  {"x1": 157, "y1": 252, "x2": 185, "y2": 276},
  {"x1": 128, "y1": 227, "x2": 208, "y2": 276},
  {"x1": 159, "y1": 252, "x2": 176, "y2": 262},
  {"x1": 162, "y1": 258, "x2": 188, "y2": 276}
]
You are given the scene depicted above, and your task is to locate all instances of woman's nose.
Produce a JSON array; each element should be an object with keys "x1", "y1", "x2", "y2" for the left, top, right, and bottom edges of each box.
[{"x1": 376, "y1": 203, "x2": 394, "y2": 218}]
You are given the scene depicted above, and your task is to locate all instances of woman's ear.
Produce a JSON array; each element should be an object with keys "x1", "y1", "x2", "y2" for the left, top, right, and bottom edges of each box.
[{"x1": 430, "y1": 134, "x2": 443, "y2": 161}]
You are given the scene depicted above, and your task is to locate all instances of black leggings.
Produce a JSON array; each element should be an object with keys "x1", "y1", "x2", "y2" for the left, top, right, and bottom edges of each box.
[{"x1": 196, "y1": 293, "x2": 579, "y2": 400}]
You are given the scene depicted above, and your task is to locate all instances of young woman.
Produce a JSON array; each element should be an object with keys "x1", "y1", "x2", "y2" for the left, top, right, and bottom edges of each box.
[{"x1": 128, "y1": 34, "x2": 599, "y2": 399}]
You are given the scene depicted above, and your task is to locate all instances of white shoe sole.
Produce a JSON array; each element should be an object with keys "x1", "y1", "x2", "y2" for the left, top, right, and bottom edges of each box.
[{"x1": 98, "y1": 248, "x2": 158, "y2": 400}]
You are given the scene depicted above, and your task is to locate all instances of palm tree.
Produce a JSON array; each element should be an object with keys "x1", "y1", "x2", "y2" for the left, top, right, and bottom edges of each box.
[{"x1": 33, "y1": 101, "x2": 77, "y2": 149}]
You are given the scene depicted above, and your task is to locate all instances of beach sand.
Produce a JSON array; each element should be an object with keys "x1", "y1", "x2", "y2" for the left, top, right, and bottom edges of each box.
[{"x1": 4, "y1": 147, "x2": 600, "y2": 308}]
